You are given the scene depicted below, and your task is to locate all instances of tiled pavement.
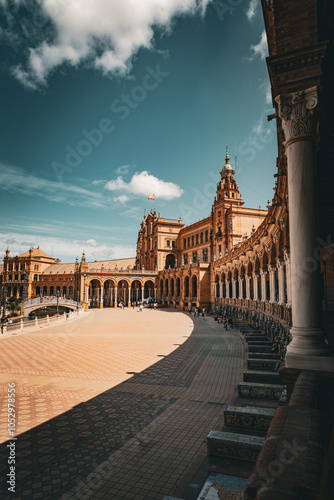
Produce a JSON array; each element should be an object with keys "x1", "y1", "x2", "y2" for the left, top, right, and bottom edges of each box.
[{"x1": 0, "y1": 309, "x2": 245, "y2": 499}]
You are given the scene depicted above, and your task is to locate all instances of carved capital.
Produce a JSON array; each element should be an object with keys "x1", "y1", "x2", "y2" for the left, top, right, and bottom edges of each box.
[{"x1": 276, "y1": 87, "x2": 318, "y2": 146}]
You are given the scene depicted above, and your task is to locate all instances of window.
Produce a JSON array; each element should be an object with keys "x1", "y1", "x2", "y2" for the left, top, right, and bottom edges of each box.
[
  {"x1": 8, "y1": 275, "x2": 12, "y2": 281},
  {"x1": 232, "y1": 192, "x2": 235, "y2": 197},
  {"x1": 187, "y1": 237, "x2": 190, "y2": 248},
  {"x1": 34, "y1": 274, "x2": 38, "y2": 281},
  {"x1": 172, "y1": 240, "x2": 176, "y2": 249},
  {"x1": 184, "y1": 238, "x2": 186, "y2": 249},
  {"x1": 200, "y1": 232, "x2": 204, "y2": 243},
  {"x1": 193, "y1": 250, "x2": 197, "y2": 263},
  {"x1": 205, "y1": 230, "x2": 209, "y2": 242},
  {"x1": 218, "y1": 211, "x2": 221, "y2": 217},
  {"x1": 15, "y1": 274, "x2": 18, "y2": 281},
  {"x1": 184, "y1": 253, "x2": 188, "y2": 265},
  {"x1": 219, "y1": 245, "x2": 222, "y2": 257},
  {"x1": 166, "y1": 240, "x2": 170, "y2": 247},
  {"x1": 196, "y1": 234, "x2": 199, "y2": 245},
  {"x1": 192, "y1": 235, "x2": 194, "y2": 246},
  {"x1": 202, "y1": 248, "x2": 208, "y2": 263}
]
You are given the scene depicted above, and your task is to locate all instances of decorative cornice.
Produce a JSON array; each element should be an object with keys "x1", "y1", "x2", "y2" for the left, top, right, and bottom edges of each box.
[{"x1": 276, "y1": 87, "x2": 318, "y2": 146}]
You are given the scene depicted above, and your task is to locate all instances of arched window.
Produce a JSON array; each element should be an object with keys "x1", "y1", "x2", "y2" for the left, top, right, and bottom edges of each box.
[
  {"x1": 200, "y1": 232, "x2": 204, "y2": 243},
  {"x1": 36, "y1": 286, "x2": 41, "y2": 295},
  {"x1": 184, "y1": 276, "x2": 190, "y2": 299},
  {"x1": 34, "y1": 274, "x2": 38, "y2": 281},
  {"x1": 183, "y1": 238, "x2": 186, "y2": 249},
  {"x1": 176, "y1": 278, "x2": 181, "y2": 298},
  {"x1": 205, "y1": 230, "x2": 209, "y2": 242},
  {"x1": 43, "y1": 286, "x2": 48, "y2": 296},
  {"x1": 50, "y1": 286, "x2": 54, "y2": 295},
  {"x1": 192, "y1": 235, "x2": 195, "y2": 246},
  {"x1": 187, "y1": 237, "x2": 190, "y2": 248},
  {"x1": 63, "y1": 286, "x2": 67, "y2": 296},
  {"x1": 196, "y1": 234, "x2": 199, "y2": 245}
]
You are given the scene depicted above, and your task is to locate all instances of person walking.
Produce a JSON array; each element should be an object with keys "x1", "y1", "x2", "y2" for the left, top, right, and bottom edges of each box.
[{"x1": 202, "y1": 310, "x2": 205, "y2": 320}]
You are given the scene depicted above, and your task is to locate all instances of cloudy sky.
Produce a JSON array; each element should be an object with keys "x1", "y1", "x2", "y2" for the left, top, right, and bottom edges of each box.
[{"x1": 0, "y1": 0, "x2": 276, "y2": 263}]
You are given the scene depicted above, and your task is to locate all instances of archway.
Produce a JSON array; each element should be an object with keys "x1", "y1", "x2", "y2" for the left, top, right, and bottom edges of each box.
[
  {"x1": 117, "y1": 280, "x2": 129, "y2": 306},
  {"x1": 176, "y1": 277, "x2": 181, "y2": 299},
  {"x1": 215, "y1": 274, "x2": 220, "y2": 298},
  {"x1": 184, "y1": 276, "x2": 190, "y2": 300},
  {"x1": 165, "y1": 254, "x2": 176, "y2": 269},
  {"x1": 104, "y1": 279, "x2": 116, "y2": 307},
  {"x1": 131, "y1": 279, "x2": 142, "y2": 303},
  {"x1": 192, "y1": 275, "x2": 198, "y2": 300},
  {"x1": 170, "y1": 278, "x2": 175, "y2": 299},
  {"x1": 144, "y1": 280, "x2": 154, "y2": 300},
  {"x1": 89, "y1": 279, "x2": 101, "y2": 308}
]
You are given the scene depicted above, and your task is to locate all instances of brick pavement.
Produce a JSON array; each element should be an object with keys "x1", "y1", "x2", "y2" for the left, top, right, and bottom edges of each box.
[{"x1": 0, "y1": 309, "x2": 245, "y2": 499}]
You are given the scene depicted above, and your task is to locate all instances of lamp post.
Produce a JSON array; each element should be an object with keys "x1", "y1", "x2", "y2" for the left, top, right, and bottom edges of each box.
[
  {"x1": 1, "y1": 289, "x2": 7, "y2": 322},
  {"x1": 83, "y1": 271, "x2": 87, "y2": 306},
  {"x1": 56, "y1": 290, "x2": 59, "y2": 315},
  {"x1": 22, "y1": 269, "x2": 28, "y2": 302}
]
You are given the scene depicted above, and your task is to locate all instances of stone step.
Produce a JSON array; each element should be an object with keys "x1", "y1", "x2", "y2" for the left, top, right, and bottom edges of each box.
[
  {"x1": 245, "y1": 335, "x2": 270, "y2": 342},
  {"x1": 247, "y1": 340, "x2": 273, "y2": 346},
  {"x1": 248, "y1": 345, "x2": 277, "y2": 353},
  {"x1": 247, "y1": 359, "x2": 279, "y2": 371},
  {"x1": 238, "y1": 382, "x2": 285, "y2": 400},
  {"x1": 243, "y1": 371, "x2": 282, "y2": 385},
  {"x1": 207, "y1": 430, "x2": 265, "y2": 462},
  {"x1": 248, "y1": 352, "x2": 280, "y2": 360},
  {"x1": 224, "y1": 405, "x2": 276, "y2": 431}
]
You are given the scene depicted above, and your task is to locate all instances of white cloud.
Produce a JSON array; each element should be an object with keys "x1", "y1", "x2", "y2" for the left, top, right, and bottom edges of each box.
[
  {"x1": 246, "y1": 0, "x2": 258, "y2": 21},
  {"x1": 0, "y1": 231, "x2": 135, "y2": 263},
  {"x1": 0, "y1": 161, "x2": 111, "y2": 209},
  {"x1": 92, "y1": 179, "x2": 106, "y2": 186},
  {"x1": 113, "y1": 194, "x2": 129, "y2": 204},
  {"x1": 260, "y1": 80, "x2": 272, "y2": 104},
  {"x1": 105, "y1": 170, "x2": 183, "y2": 200},
  {"x1": 114, "y1": 165, "x2": 130, "y2": 176},
  {"x1": 1, "y1": 0, "x2": 212, "y2": 89},
  {"x1": 249, "y1": 30, "x2": 268, "y2": 60}
]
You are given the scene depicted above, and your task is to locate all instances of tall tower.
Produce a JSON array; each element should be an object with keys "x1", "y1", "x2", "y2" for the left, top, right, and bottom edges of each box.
[{"x1": 213, "y1": 146, "x2": 244, "y2": 258}]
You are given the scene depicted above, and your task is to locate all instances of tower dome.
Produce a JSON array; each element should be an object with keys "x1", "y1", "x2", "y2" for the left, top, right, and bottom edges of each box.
[{"x1": 222, "y1": 146, "x2": 235, "y2": 174}]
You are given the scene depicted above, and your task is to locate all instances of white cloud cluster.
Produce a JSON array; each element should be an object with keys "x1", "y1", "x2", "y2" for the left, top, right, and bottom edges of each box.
[
  {"x1": 249, "y1": 30, "x2": 268, "y2": 60},
  {"x1": 1, "y1": 0, "x2": 212, "y2": 89},
  {"x1": 105, "y1": 170, "x2": 183, "y2": 200},
  {"x1": 246, "y1": 0, "x2": 258, "y2": 21},
  {"x1": 0, "y1": 161, "x2": 110, "y2": 209},
  {"x1": 0, "y1": 230, "x2": 135, "y2": 262}
]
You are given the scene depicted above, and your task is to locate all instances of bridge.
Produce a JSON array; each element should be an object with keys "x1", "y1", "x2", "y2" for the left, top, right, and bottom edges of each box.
[{"x1": 22, "y1": 297, "x2": 83, "y2": 318}]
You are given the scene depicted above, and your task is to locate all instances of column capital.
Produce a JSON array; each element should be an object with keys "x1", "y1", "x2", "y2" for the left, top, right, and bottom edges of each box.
[
  {"x1": 276, "y1": 87, "x2": 318, "y2": 147},
  {"x1": 276, "y1": 258, "x2": 285, "y2": 270}
]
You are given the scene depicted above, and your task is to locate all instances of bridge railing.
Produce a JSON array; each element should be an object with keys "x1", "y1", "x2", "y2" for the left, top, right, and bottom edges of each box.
[
  {"x1": 1, "y1": 309, "x2": 85, "y2": 336},
  {"x1": 23, "y1": 297, "x2": 82, "y2": 307}
]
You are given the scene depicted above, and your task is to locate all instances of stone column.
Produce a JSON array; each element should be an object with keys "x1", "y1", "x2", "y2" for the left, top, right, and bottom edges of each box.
[
  {"x1": 128, "y1": 288, "x2": 131, "y2": 307},
  {"x1": 154, "y1": 288, "x2": 157, "y2": 301},
  {"x1": 238, "y1": 279, "x2": 243, "y2": 299},
  {"x1": 277, "y1": 260, "x2": 286, "y2": 305},
  {"x1": 245, "y1": 277, "x2": 251, "y2": 300},
  {"x1": 114, "y1": 287, "x2": 117, "y2": 307},
  {"x1": 260, "y1": 270, "x2": 267, "y2": 302},
  {"x1": 277, "y1": 87, "x2": 334, "y2": 371},
  {"x1": 226, "y1": 279, "x2": 230, "y2": 299},
  {"x1": 253, "y1": 274, "x2": 259, "y2": 301},
  {"x1": 284, "y1": 251, "x2": 292, "y2": 307},
  {"x1": 268, "y1": 266, "x2": 276, "y2": 303},
  {"x1": 141, "y1": 286, "x2": 144, "y2": 302},
  {"x1": 232, "y1": 280, "x2": 236, "y2": 299},
  {"x1": 220, "y1": 282, "x2": 223, "y2": 299},
  {"x1": 99, "y1": 287, "x2": 103, "y2": 308}
]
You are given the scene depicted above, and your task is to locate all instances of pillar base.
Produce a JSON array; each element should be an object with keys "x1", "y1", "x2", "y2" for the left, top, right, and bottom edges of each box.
[
  {"x1": 114, "y1": 302, "x2": 117, "y2": 308},
  {"x1": 285, "y1": 352, "x2": 334, "y2": 373}
]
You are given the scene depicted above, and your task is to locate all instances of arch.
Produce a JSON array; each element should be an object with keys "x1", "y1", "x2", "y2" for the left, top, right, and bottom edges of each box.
[
  {"x1": 50, "y1": 286, "x2": 54, "y2": 295},
  {"x1": 187, "y1": 237, "x2": 190, "y2": 248},
  {"x1": 144, "y1": 279, "x2": 155, "y2": 300},
  {"x1": 160, "y1": 278, "x2": 164, "y2": 297},
  {"x1": 104, "y1": 279, "x2": 116, "y2": 307},
  {"x1": 117, "y1": 279, "x2": 129, "y2": 306},
  {"x1": 262, "y1": 251, "x2": 269, "y2": 271},
  {"x1": 184, "y1": 275, "x2": 190, "y2": 299},
  {"x1": 69, "y1": 285, "x2": 73, "y2": 298},
  {"x1": 254, "y1": 256, "x2": 260, "y2": 274},
  {"x1": 192, "y1": 275, "x2": 198, "y2": 299},
  {"x1": 247, "y1": 261, "x2": 253, "y2": 276},
  {"x1": 63, "y1": 286, "x2": 67, "y2": 296},
  {"x1": 205, "y1": 230, "x2": 209, "y2": 242},
  {"x1": 33, "y1": 274, "x2": 38, "y2": 281},
  {"x1": 215, "y1": 274, "x2": 220, "y2": 298},
  {"x1": 165, "y1": 253, "x2": 176, "y2": 269},
  {"x1": 176, "y1": 277, "x2": 181, "y2": 298},
  {"x1": 196, "y1": 234, "x2": 199, "y2": 245},
  {"x1": 19, "y1": 286, "x2": 23, "y2": 297},
  {"x1": 56, "y1": 285, "x2": 61, "y2": 294},
  {"x1": 165, "y1": 278, "x2": 169, "y2": 298},
  {"x1": 270, "y1": 243, "x2": 277, "y2": 265},
  {"x1": 43, "y1": 286, "x2": 48, "y2": 296},
  {"x1": 192, "y1": 235, "x2": 195, "y2": 246},
  {"x1": 221, "y1": 272, "x2": 226, "y2": 298},
  {"x1": 13, "y1": 285, "x2": 18, "y2": 297},
  {"x1": 36, "y1": 286, "x2": 41, "y2": 296},
  {"x1": 170, "y1": 278, "x2": 175, "y2": 298},
  {"x1": 200, "y1": 232, "x2": 204, "y2": 243},
  {"x1": 7, "y1": 285, "x2": 11, "y2": 297}
]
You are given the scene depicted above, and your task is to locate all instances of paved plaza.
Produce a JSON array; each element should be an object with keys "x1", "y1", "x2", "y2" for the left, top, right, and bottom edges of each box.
[{"x1": 0, "y1": 308, "x2": 245, "y2": 499}]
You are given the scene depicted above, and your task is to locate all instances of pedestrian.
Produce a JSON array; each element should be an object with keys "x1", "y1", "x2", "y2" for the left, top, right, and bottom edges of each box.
[
  {"x1": 139, "y1": 304, "x2": 143, "y2": 312},
  {"x1": 202, "y1": 311, "x2": 205, "y2": 320}
]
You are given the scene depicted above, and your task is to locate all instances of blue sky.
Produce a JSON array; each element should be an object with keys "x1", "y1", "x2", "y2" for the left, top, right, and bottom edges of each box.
[{"x1": 0, "y1": 0, "x2": 276, "y2": 263}]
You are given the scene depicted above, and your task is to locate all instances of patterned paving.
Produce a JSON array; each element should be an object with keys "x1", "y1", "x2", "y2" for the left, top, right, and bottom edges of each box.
[{"x1": 0, "y1": 309, "x2": 245, "y2": 499}]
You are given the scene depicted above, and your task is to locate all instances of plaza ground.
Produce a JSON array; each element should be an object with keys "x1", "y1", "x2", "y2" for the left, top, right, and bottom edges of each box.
[{"x1": 0, "y1": 308, "x2": 245, "y2": 499}]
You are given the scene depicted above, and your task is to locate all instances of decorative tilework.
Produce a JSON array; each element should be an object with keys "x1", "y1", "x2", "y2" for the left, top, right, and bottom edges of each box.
[
  {"x1": 197, "y1": 473, "x2": 248, "y2": 500},
  {"x1": 207, "y1": 431, "x2": 264, "y2": 462},
  {"x1": 238, "y1": 382, "x2": 285, "y2": 400},
  {"x1": 224, "y1": 405, "x2": 276, "y2": 430}
]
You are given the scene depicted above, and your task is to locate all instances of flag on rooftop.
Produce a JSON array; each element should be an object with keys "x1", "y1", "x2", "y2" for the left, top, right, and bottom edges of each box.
[{"x1": 148, "y1": 194, "x2": 155, "y2": 200}]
